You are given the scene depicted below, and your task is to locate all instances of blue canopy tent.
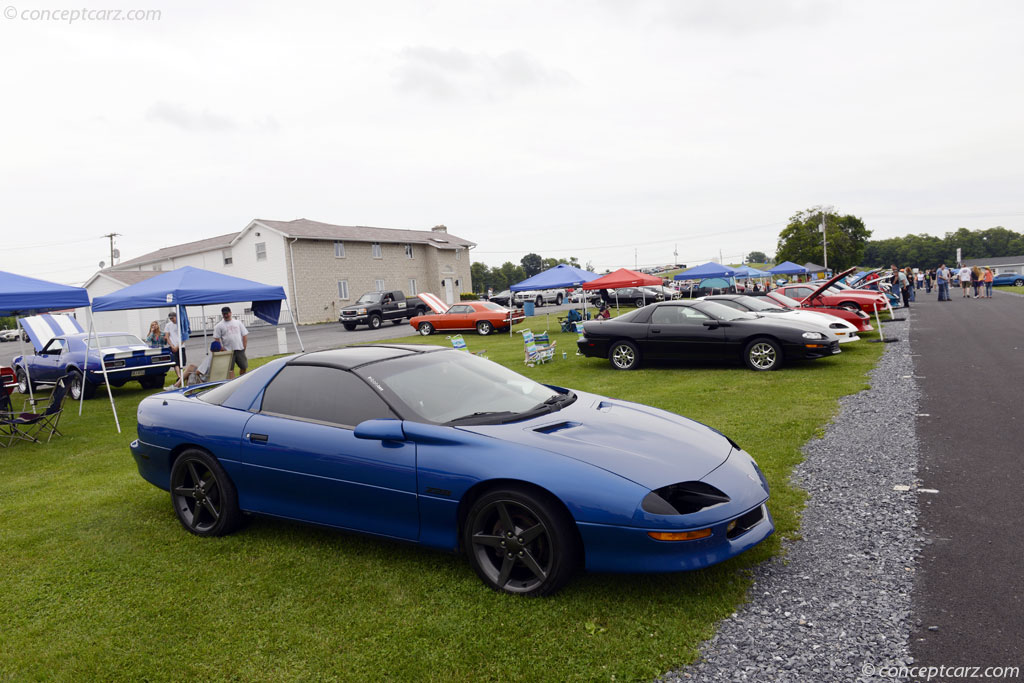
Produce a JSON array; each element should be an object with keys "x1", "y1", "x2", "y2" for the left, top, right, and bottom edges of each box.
[
  {"x1": 769, "y1": 261, "x2": 808, "y2": 276},
  {"x1": 0, "y1": 270, "x2": 122, "y2": 430},
  {"x1": 510, "y1": 263, "x2": 600, "y2": 291},
  {"x1": 92, "y1": 266, "x2": 304, "y2": 404},
  {"x1": 733, "y1": 265, "x2": 772, "y2": 278},
  {"x1": 510, "y1": 264, "x2": 600, "y2": 332},
  {"x1": 673, "y1": 262, "x2": 738, "y2": 280}
]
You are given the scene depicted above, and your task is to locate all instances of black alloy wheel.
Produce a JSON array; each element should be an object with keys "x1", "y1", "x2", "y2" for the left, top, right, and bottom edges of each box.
[
  {"x1": 342, "y1": 323, "x2": 357, "y2": 331},
  {"x1": 391, "y1": 318, "x2": 404, "y2": 325},
  {"x1": 535, "y1": 296, "x2": 544, "y2": 308},
  {"x1": 418, "y1": 321, "x2": 435, "y2": 336},
  {"x1": 169, "y1": 449, "x2": 241, "y2": 537},
  {"x1": 477, "y1": 321, "x2": 493, "y2": 335},
  {"x1": 634, "y1": 298, "x2": 645, "y2": 308},
  {"x1": 368, "y1": 314, "x2": 383, "y2": 330},
  {"x1": 555, "y1": 294, "x2": 563, "y2": 305},
  {"x1": 1015, "y1": 279, "x2": 1024, "y2": 287},
  {"x1": 464, "y1": 487, "x2": 579, "y2": 596},
  {"x1": 744, "y1": 337, "x2": 782, "y2": 371},
  {"x1": 609, "y1": 340, "x2": 640, "y2": 370},
  {"x1": 139, "y1": 375, "x2": 164, "y2": 390}
]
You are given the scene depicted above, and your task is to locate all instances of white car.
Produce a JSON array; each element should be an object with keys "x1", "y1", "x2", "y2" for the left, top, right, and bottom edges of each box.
[
  {"x1": 513, "y1": 289, "x2": 567, "y2": 307},
  {"x1": 698, "y1": 295, "x2": 862, "y2": 344},
  {"x1": 0, "y1": 329, "x2": 22, "y2": 342}
]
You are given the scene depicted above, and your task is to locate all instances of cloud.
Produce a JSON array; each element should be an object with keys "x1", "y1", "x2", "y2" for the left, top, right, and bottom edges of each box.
[
  {"x1": 393, "y1": 47, "x2": 575, "y2": 101},
  {"x1": 661, "y1": 0, "x2": 835, "y2": 34},
  {"x1": 146, "y1": 102, "x2": 236, "y2": 132}
]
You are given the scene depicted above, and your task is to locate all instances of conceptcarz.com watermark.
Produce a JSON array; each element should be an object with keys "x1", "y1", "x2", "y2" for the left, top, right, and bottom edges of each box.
[
  {"x1": 862, "y1": 663, "x2": 1020, "y2": 680},
  {"x1": 3, "y1": 6, "x2": 161, "y2": 23}
]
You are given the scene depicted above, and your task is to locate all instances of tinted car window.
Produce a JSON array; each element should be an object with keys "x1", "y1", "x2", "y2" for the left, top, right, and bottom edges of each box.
[
  {"x1": 198, "y1": 360, "x2": 281, "y2": 406},
  {"x1": 448, "y1": 305, "x2": 473, "y2": 314},
  {"x1": 261, "y1": 365, "x2": 397, "y2": 427},
  {"x1": 788, "y1": 287, "x2": 813, "y2": 298}
]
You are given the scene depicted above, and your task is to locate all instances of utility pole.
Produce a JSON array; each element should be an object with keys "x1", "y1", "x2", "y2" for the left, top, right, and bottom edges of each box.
[
  {"x1": 673, "y1": 244, "x2": 678, "y2": 267},
  {"x1": 102, "y1": 233, "x2": 121, "y2": 267},
  {"x1": 634, "y1": 248, "x2": 637, "y2": 270},
  {"x1": 819, "y1": 214, "x2": 828, "y2": 272}
]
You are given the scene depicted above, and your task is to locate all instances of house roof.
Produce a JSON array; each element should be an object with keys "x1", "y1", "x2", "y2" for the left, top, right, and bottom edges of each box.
[
  {"x1": 110, "y1": 219, "x2": 475, "y2": 271},
  {"x1": 803, "y1": 262, "x2": 826, "y2": 271},
  {"x1": 115, "y1": 233, "x2": 238, "y2": 269},
  {"x1": 83, "y1": 269, "x2": 166, "y2": 290},
  {"x1": 962, "y1": 255, "x2": 1024, "y2": 267},
  {"x1": 251, "y1": 218, "x2": 476, "y2": 249}
]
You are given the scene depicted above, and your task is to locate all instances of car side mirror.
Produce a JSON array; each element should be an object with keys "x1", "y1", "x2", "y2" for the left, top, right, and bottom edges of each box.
[
  {"x1": 702, "y1": 321, "x2": 719, "y2": 329},
  {"x1": 354, "y1": 419, "x2": 405, "y2": 442}
]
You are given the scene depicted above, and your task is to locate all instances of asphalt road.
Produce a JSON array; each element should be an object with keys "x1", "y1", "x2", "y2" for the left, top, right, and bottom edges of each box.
[{"x1": 909, "y1": 288, "x2": 1024, "y2": 670}]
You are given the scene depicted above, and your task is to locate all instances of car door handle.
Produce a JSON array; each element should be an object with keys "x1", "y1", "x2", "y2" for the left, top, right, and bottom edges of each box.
[
  {"x1": 247, "y1": 433, "x2": 269, "y2": 443},
  {"x1": 651, "y1": 328, "x2": 661, "y2": 333}
]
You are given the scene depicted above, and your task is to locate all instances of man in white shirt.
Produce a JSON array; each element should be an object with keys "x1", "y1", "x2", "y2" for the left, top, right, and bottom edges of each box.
[
  {"x1": 958, "y1": 265, "x2": 971, "y2": 298},
  {"x1": 213, "y1": 306, "x2": 249, "y2": 375},
  {"x1": 163, "y1": 310, "x2": 186, "y2": 385}
]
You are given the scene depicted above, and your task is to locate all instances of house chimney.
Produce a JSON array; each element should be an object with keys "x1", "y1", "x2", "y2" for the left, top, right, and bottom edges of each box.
[{"x1": 431, "y1": 225, "x2": 448, "y2": 233}]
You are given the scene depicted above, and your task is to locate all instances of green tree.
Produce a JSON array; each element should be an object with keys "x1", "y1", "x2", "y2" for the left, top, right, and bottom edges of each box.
[
  {"x1": 745, "y1": 251, "x2": 767, "y2": 264},
  {"x1": 521, "y1": 253, "x2": 543, "y2": 277},
  {"x1": 776, "y1": 207, "x2": 871, "y2": 272},
  {"x1": 498, "y1": 261, "x2": 527, "y2": 289},
  {"x1": 470, "y1": 262, "x2": 490, "y2": 293}
]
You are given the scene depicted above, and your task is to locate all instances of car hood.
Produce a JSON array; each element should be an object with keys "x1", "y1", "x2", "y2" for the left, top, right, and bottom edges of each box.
[
  {"x1": 457, "y1": 390, "x2": 733, "y2": 489},
  {"x1": 806, "y1": 267, "x2": 858, "y2": 301}
]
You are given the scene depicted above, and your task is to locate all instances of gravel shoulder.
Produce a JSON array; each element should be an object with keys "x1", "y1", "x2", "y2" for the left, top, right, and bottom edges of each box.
[{"x1": 665, "y1": 314, "x2": 921, "y2": 682}]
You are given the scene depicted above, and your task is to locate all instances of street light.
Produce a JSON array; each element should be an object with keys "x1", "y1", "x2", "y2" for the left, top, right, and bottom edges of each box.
[{"x1": 819, "y1": 214, "x2": 828, "y2": 272}]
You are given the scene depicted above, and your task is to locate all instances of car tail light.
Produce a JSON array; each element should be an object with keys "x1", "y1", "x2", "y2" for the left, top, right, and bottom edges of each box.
[
  {"x1": 152, "y1": 355, "x2": 171, "y2": 363},
  {"x1": 104, "y1": 359, "x2": 125, "y2": 369}
]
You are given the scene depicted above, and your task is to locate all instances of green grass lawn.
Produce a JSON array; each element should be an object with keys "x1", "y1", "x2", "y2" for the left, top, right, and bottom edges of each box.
[
  {"x1": 994, "y1": 285, "x2": 1024, "y2": 295},
  {"x1": 0, "y1": 316, "x2": 884, "y2": 681}
]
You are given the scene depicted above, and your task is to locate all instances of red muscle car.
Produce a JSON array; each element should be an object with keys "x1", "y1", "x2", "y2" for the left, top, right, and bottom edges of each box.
[
  {"x1": 409, "y1": 301, "x2": 525, "y2": 336},
  {"x1": 766, "y1": 290, "x2": 874, "y2": 332},
  {"x1": 775, "y1": 268, "x2": 888, "y2": 314}
]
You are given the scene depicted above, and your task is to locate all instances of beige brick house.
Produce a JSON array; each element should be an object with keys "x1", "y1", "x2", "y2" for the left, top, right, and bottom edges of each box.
[{"x1": 86, "y1": 219, "x2": 475, "y2": 329}]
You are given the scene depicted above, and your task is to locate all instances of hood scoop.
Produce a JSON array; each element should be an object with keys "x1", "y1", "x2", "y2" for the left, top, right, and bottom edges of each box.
[{"x1": 533, "y1": 421, "x2": 581, "y2": 435}]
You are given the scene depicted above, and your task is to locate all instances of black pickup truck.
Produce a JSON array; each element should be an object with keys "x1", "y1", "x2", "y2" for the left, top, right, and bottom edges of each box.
[{"x1": 339, "y1": 290, "x2": 430, "y2": 330}]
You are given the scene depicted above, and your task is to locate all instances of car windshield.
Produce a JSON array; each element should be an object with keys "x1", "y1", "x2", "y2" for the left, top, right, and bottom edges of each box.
[
  {"x1": 769, "y1": 292, "x2": 801, "y2": 308},
  {"x1": 693, "y1": 301, "x2": 758, "y2": 321},
  {"x1": 734, "y1": 297, "x2": 783, "y2": 312},
  {"x1": 356, "y1": 350, "x2": 571, "y2": 425},
  {"x1": 89, "y1": 334, "x2": 145, "y2": 348},
  {"x1": 356, "y1": 293, "x2": 381, "y2": 304}
]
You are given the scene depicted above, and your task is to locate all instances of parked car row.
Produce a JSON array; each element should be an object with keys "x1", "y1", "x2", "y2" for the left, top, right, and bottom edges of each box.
[{"x1": 577, "y1": 269, "x2": 879, "y2": 371}]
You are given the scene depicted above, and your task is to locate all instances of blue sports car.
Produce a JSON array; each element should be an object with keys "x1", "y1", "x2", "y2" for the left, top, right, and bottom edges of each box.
[
  {"x1": 15, "y1": 332, "x2": 174, "y2": 400},
  {"x1": 131, "y1": 345, "x2": 773, "y2": 596},
  {"x1": 992, "y1": 272, "x2": 1024, "y2": 287}
]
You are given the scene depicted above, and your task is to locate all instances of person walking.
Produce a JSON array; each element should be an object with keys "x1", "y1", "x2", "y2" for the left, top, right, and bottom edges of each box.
[
  {"x1": 937, "y1": 264, "x2": 951, "y2": 301},
  {"x1": 905, "y1": 267, "x2": 916, "y2": 302},
  {"x1": 898, "y1": 267, "x2": 911, "y2": 308},
  {"x1": 213, "y1": 306, "x2": 249, "y2": 376},
  {"x1": 958, "y1": 264, "x2": 971, "y2": 298},
  {"x1": 916, "y1": 270, "x2": 925, "y2": 290},
  {"x1": 163, "y1": 310, "x2": 186, "y2": 386},
  {"x1": 970, "y1": 266, "x2": 982, "y2": 298},
  {"x1": 983, "y1": 267, "x2": 994, "y2": 298},
  {"x1": 925, "y1": 269, "x2": 934, "y2": 294}
]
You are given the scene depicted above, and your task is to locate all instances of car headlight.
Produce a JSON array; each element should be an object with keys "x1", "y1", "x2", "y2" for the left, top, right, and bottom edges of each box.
[
  {"x1": 802, "y1": 331, "x2": 827, "y2": 340},
  {"x1": 357, "y1": 308, "x2": 367, "y2": 314}
]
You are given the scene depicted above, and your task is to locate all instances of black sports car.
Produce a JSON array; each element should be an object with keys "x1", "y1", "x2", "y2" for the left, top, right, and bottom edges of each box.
[
  {"x1": 488, "y1": 290, "x2": 523, "y2": 308},
  {"x1": 576, "y1": 300, "x2": 840, "y2": 371}
]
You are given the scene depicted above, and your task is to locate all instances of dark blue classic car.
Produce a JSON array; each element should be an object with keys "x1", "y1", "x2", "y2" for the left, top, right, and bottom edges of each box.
[
  {"x1": 992, "y1": 272, "x2": 1024, "y2": 287},
  {"x1": 14, "y1": 332, "x2": 174, "y2": 400},
  {"x1": 131, "y1": 345, "x2": 773, "y2": 596}
]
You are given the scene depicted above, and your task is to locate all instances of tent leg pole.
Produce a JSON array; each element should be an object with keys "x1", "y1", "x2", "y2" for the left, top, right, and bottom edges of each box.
[
  {"x1": 284, "y1": 299, "x2": 304, "y2": 352},
  {"x1": 18, "y1": 330, "x2": 34, "y2": 404},
  {"x1": 80, "y1": 316, "x2": 92, "y2": 416},
  {"x1": 176, "y1": 304, "x2": 184, "y2": 383},
  {"x1": 89, "y1": 308, "x2": 121, "y2": 433}
]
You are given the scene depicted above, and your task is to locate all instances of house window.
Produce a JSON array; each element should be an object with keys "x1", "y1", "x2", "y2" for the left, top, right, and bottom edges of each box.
[
  {"x1": 375, "y1": 279, "x2": 385, "y2": 292},
  {"x1": 152, "y1": 264, "x2": 162, "y2": 271},
  {"x1": 338, "y1": 280, "x2": 349, "y2": 300},
  {"x1": 372, "y1": 243, "x2": 382, "y2": 259},
  {"x1": 256, "y1": 242, "x2": 267, "y2": 261},
  {"x1": 408, "y1": 279, "x2": 417, "y2": 295},
  {"x1": 455, "y1": 247, "x2": 461, "y2": 261},
  {"x1": 404, "y1": 244, "x2": 414, "y2": 259},
  {"x1": 334, "y1": 241, "x2": 345, "y2": 258},
  {"x1": 223, "y1": 249, "x2": 233, "y2": 266}
]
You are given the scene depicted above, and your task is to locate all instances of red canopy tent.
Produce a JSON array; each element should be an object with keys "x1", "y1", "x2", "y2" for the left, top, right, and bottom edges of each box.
[{"x1": 581, "y1": 268, "x2": 663, "y2": 290}]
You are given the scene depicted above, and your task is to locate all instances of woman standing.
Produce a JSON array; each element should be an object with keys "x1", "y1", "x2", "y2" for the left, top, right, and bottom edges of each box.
[
  {"x1": 144, "y1": 320, "x2": 163, "y2": 347},
  {"x1": 983, "y1": 268, "x2": 994, "y2": 298},
  {"x1": 970, "y1": 267, "x2": 982, "y2": 298}
]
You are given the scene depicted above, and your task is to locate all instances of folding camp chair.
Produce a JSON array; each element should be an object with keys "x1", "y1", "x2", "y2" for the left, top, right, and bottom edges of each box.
[
  {"x1": 206, "y1": 351, "x2": 234, "y2": 382},
  {"x1": 2, "y1": 373, "x2": 71, "y2": 445},
  {"x1": 447, "y1": 335, "x2": 486, "y2": 357},
  {"x1": 520, "y1": 330, "x2": 555, "y2": 367},
  {"x1": 574, "y1": 321, "x2": 586, "y2": 355}
]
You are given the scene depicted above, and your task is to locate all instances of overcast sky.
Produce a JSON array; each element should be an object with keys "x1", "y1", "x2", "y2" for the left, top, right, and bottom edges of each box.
[{"x1": 2, "y1": 0, "x2": 1022, "y2": 284}]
